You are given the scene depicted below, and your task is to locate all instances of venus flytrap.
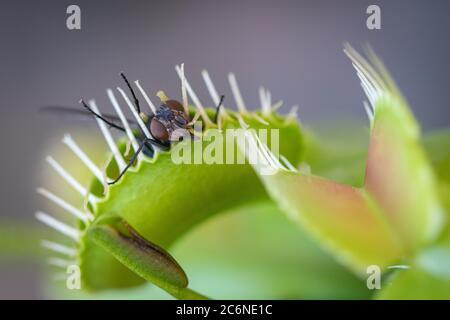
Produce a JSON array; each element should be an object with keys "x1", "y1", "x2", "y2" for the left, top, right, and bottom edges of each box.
[
  {"x1": 346, "y1": 46, "x2": 445, "y2": 250},
  {"x1": 36, "y1": 68, "x2": 303, "y2": 299},
  {"x1": 239, "y1": 45, "x2": 447, "y2": 278},
  {"x1": 33, "y1": 46, "x2": 450, "y2": 299},
  {"x1": 374, "y1": 129, "x2": 450, "y2": 299}
]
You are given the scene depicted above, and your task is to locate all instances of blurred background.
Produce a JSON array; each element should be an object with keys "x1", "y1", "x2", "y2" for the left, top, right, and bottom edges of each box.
[{"x1": 0, "y1": 0, "x2": 449, "y2": 298}]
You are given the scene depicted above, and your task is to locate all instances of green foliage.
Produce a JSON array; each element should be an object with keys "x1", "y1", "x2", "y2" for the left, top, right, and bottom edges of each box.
[
  {"x1": 240, "y1": 47, "x2": 448, "y2": 281},
  {"x1": 76, "y1": 109, "x2": 304, "y2": 297},
  {"x1": 17, "y1": 47, "x2": 449, "y2": 299}
]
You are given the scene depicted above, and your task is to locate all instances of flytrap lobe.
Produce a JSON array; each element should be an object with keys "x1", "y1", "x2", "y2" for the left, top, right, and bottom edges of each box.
[
  {"x1": 239, "y1": 45, "x2": 446, "y2": 276},
  {"x1": 35, "y1": 64, "x2": 304, "y2": 299}
]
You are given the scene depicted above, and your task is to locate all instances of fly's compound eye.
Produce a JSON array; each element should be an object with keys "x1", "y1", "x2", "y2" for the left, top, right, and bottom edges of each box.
[
  {"x1": 150, "y1": 118, "x2": 169, "y2": 141},
  {"x1": 174, "y1": 114, "x2": 188, "y2": 127}
]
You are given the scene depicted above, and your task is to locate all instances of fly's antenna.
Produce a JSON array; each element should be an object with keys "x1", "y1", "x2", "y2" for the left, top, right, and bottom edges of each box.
[
  {"x1": 79, "y1": 99, "x2": 125, "y2": 132},
  {"x1": 120, "y1": 72, "x2": 141, "y2": 114},
  {"x1": 214, "y1": 95, "x2": 225, "y2": 124}
]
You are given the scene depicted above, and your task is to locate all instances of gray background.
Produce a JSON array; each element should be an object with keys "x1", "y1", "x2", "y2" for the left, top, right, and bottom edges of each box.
[{"x1": 0, "y1": 0, "x2": 449, "y2": 298}]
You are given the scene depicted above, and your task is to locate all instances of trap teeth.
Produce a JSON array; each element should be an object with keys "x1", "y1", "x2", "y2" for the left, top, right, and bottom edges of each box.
[{"x1": 228, "y1": 72, "x2": 248, "y2": 114}]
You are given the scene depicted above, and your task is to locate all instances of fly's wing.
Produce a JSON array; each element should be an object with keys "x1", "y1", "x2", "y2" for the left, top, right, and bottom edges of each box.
[{"x1": 40, "y1": 106, "x2": 137, "y2": 127}]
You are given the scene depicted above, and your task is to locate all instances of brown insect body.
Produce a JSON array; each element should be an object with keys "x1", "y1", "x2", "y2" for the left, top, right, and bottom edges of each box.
[{"x1": 149, "y1": 100, "x2": 191, "y2": 142}]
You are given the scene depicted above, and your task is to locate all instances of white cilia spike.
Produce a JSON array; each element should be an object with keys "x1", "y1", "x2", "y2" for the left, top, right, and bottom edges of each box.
[
  {"x1": 236, "y1": 122, "x2": 286, "y2": 176},
  {"x1": 134, "y1": 80, "x2": 157, "y2": 114},
  {"x1": 387, "y1": 265, "x2": 411, "y2": 270},
  {"x1": 343, "y1": 44, "x2": 386, "y2": 110},
  {"x1": 201, "y1": 69, "x2": 230, "y2": 130},
  {"x1": 188, "y1": 111, "x2": 201, "y2": 126},
  {"x1": 266, "y1": 90, "x2": 272, "y2": 106},
  {"x1": 37, "y1": 188, "x2": 93, "y2": 222},
  {"x1": 344, "y1": 44, "x2": 385, "y2": 92},
  {"x1": 201, "y1": 69, "x2": 221, "y2": 105},
  {"x1": 280, "y1": 155, "x2": 298, "y2": 173},
  {"x1": 253, "y1": 113, "x2": 269, "y2": 125},
  {"x1": 244, "y1": 129, "x2": 282, "y2": 175},
  {"x1": 264, "y1": 89, "x2": 272, "y2": 115},
  {"x1": 236, "y1": 113, "x2": 249, "y2": 129},
  {"x1": 236, "y1": 116, "x2": 287, "y2": 174},
  {"x1": 46, "y1": 156, "x2": 99, "y2": 204},
  {"x1": 356, "y1": 69, "x2": 378, "y2": 107},
  {"x1": 89, "y1": 100, "x2": 127, "y2": 171},
  {"x1": 107, "y1": 89, "x2": 143, "y2": 161},
  {"x1": 254, "y1": 133, "x2": 288, "y2": 171},
  {"x1": 41, "y1": 240, "x2": 76, "y2": 257},
  {"x1": 228, "y1": 73, "x2": 248, "y2": 114},
  {"x1": 285, "y1": 105, "x2": 299, "y2": 122},
  {"x1": 259, "y1": 87, "x2": 270, "y2": 115},
  {"x1": 271, "y1": 100, "x2": 283, "y2": 112},
  {"x1": 363, "y1": 101, "x2": 374, "y2": 123},
  {"x1": 62, "y1": 134, "x2": 105, "y2": 183},
  {"x1": 175, "y1": 65, "x2": 213, "y2": 126},
  {"x1": 48, "y1": 257, "x2": 75, "y2": 268},
  {"x1": 180, "y1": 64, "x2": 189, "y2": 115},
  {"x1": 261, "y1": 88, "x2": 276, "y2": 115},
  {"x1": 35, "y1": 211, "x2": 80, "y2": 241},
  {"x1": 117, "y1": 87, "x2": 153, "y2": 140},
  {"x1": 251, "y1": 132, "x2": 277, "y2": 168}
]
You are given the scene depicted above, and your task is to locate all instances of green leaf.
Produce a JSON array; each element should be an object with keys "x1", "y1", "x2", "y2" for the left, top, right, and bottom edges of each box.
[
  {"x1": 45, "y1": 202, "x2": 371, "y2": 299},
  {"x1": 88, "y1": 220, "x2": 188, "y2": 287},
  {"x1": 78, "y1": 109, "x2": 304, "y2": 293},
  {"x1": 254, "y1": 170, "x2": 404, "y2": 274},
  {"x1": 302, "y1": 122, "x2": 369, "y2": 186},
  {"x1": 87, "y1": 219, "x2": 209, "y2": 300},
  {"x1": 377, "y1": 228, "x2": 450, "y2": 299},
  {"x1": 240, "y1": 46, "x2": 447, "y2": 275},
  {"x1": 346, "y1": 46, "x2": 445, "y2": 251}
]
